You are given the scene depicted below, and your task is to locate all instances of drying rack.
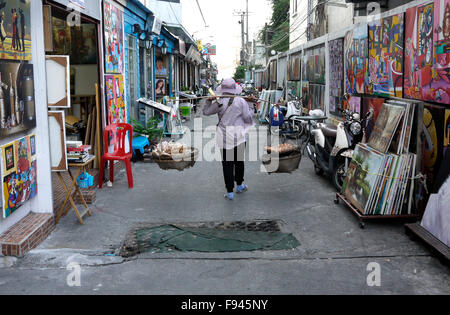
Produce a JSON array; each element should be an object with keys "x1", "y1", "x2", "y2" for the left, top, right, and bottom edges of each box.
[{"x1": 334, "y1": 193, "x2": 419, "y2": 229}]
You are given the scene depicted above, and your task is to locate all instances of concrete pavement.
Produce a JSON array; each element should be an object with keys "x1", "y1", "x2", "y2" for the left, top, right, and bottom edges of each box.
[{"x1": 0, "y1": 116, "x2": 449, "y2": 294}]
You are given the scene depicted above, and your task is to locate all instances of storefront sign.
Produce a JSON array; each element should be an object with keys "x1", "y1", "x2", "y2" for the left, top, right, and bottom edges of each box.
[{"x1": 152, "y1": 16, "x2": 162, "y2": 36}]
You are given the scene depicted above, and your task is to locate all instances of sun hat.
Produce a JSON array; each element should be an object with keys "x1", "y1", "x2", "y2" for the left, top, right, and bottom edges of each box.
[{"x1": 215, "y1": 78, "x2": 243, "y2": 95}]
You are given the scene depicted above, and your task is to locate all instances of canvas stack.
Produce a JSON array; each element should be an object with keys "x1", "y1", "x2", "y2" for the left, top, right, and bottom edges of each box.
[
  {"x1": 67, "y1": 141, "x2": 92, "y2": 164},
  {"x1": 342, "y1": 100, "x2": 418, "y2": 216}
]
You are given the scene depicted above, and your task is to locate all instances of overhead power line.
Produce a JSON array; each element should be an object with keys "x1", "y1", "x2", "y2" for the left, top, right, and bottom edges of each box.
[{"x1": 195, "y1": 0, "x2": 207, "y2": 27}]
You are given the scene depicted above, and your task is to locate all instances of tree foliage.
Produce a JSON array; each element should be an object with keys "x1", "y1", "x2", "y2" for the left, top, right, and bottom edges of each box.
[
  {"x1": 233, "y1": 65, "x2": 247, "y2": 81},
  {"x1": 258, "y1": 0, "x2": 290, "y2": 53}
]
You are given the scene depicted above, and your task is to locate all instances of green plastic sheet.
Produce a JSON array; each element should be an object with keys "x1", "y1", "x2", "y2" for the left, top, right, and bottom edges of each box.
[{"x1": 136, "y1": 225, "x2": 300, "y2": 253}]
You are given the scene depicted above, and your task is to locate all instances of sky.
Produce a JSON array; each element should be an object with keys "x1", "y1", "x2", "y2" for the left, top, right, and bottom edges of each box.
[{"x1": 180, "y1": 0, "x2": 273, "y2": 79}]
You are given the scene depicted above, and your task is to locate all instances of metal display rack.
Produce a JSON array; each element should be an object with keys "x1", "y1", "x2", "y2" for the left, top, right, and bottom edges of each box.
[{"x1": 334, "y1": 193, "x2": 419, "y2": 229}]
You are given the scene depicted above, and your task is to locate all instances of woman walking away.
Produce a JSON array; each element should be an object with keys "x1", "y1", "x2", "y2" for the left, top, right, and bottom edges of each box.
[{"x1": 203, "y1": 78, "x2": 255, "y2": 201}]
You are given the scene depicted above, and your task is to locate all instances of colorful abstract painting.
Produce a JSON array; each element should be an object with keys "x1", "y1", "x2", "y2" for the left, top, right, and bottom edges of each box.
[
  {"x1": 404, "y1": 0, "x2": 450, "y2": 105},
  {"x1": 104, "y1": 1, "x2": 124, "y2": 74},
  {"x1": 105, "y1": 74, "x2": 126, "y2": 124},
  {"x1": 344, "y1": 24, "x2": 368, "y2": 94},
  {"x1": 0, "y1": 0, "x2": 32, "y2": 61},
  {"x1": 329, "y1": 38, "x2": 344, "y2": 115},
  {"x1": 368, "y1": 14, "x2": 405, "y2": 97},
  {"x1": 1, "y1": 134, "x2": 37, "y2": 219}
]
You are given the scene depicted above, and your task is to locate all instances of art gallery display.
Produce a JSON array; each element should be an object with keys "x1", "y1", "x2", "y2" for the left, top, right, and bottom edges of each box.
[
  {"x1": 404, "y1": 0, "x2": 450, "y2": 105},
  {"x1": 368, "y1": 13, "x2": 405, "y2": 98},
  {"x1": 0, "y1": 61, "x2": 35, "y2": 137},
  {"x1": 104, "y1": 0, "x2": 124, "y2": 74},
  {"x1": 1, "y1": 134, "x2": 37, "y2": 219},
  {"x1": 344, "y1": 24, "x2": 368, "y2": 94},
  {"x1": 0, "y1": 0, "x2": 32, "y2": 61},
  {"x1": 105, "y1": 74, "x2": 126, "y2": 124},
  {"x1": 329, "y1": 38, "x2": 344, "y2": 114}
]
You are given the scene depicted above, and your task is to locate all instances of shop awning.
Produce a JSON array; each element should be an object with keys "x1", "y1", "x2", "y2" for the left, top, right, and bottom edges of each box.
[
  {"x1": 163, "y1": 23, "x2": 196, "y2": 45},
  {"x1": 185, "y1": 45, "x2": 202, "y2": 64}
]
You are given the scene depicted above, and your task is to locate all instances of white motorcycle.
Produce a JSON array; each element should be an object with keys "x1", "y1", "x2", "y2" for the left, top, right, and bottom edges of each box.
[{"x1": 306, "y1": 108, "x2": 373, "y2": 191}]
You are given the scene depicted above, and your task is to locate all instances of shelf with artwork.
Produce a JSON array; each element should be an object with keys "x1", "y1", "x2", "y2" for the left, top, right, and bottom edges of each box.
[{"x1": 336, "y1": 99, "x2": 424, "y2": 228}]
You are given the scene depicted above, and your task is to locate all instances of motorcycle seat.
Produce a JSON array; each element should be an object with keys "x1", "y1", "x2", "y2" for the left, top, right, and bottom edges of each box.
[{"x1": 320, "y1": 124, "x2": 338, "y2": 137}]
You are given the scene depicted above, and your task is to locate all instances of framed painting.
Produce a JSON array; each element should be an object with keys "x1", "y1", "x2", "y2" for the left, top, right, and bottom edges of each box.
[
  {"x1": 329, "y1": 38, "x2": 344, "y2": 115},
  {"x1": 288, "y1": 53, "x2": 301, "y2": 81},
  {"x1": 0, "y1": 61, "x2": 36, "y2": 138},
  {"x1": 1, "y1": 134, "x2": 37, "y2": 219},
  {"x1": 105, "y1": 74, "x2": 126, "y2": 124},
  {"x1": 0, "y1": 0, "x2": 32, "y2": 61},
  {"x1": 46, "y1": 55, "x2": 71, "y2": 108},
  {"x1": 104, "y1": 0, "x2": 124, "y2": 74},
  {"x1": 344, "y1": 24, "x2": 368, "y2": 94}
]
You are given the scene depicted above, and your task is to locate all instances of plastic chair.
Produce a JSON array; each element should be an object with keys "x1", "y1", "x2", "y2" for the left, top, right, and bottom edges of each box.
[{"x1": 99, "y1": 123, "x2": 134, "y2": 189}]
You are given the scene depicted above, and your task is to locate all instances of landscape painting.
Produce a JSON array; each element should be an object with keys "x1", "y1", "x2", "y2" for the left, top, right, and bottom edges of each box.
[
  {"x1": 367, "y1": 103, "x2": 405, "y2": 153},
  {"x1": 0, "y1": 0, "x2": 32, "y2": 61},
  {"x1": 368, "y1": 13, "x2": 404, "y2": 97},
  {"x1": 342, "y1": 144, "x2": 385, "y2": 214}
]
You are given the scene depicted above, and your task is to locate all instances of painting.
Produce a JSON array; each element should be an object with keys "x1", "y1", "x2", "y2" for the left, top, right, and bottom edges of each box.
[
  {"x1": 404, "y1": 0, "x2": 450, "y2": 105},
  {"x1": 367, "y1": 103, "x2": 405, "y2": 153},
  {"x1": 1, "y1": 134, "x2": 37, "y2": 219},
  {"x1": 104, "y1": 0, "x2": 124, "y2": 74},
  {"x1": 0, "y1": 0, "x2": 32, "y2": 61},
  {"x1": 344, "y1": 24, "x2": 368, "y2": 94},
  {"x1": 70, "y1": 24, "x2": 98, "y2": 64},
  {"x1": 269, "y1": 60, "x2": 277, "y2": 83},
  {"x1": 368, "y1": 13, "x2": 404, "y2": 97},
  {"x1": 105, "y1": 74, "x2": 126, "y2": 125},
  {"x1": 362, "y1": 97, "x2": 386, "y2": 140},
  {"x1": 288, "y1": 53, "x2": 301, "y2": 81},
  {"x1": 329, "y1": 38, "x2": 344, "y2": 115},
  {"x1": 313, "y1": 46, "x2": 326, "y2": 84},
  {"x1": 155, "y1": 78, "x2": 167, "y2": 97},
  {"x1": 422, "y1": 104, "x2": 446, "y2": 191},
  {"x1": 0, "y1": 61, "x2": 36, "y2": 138},
  {"x1": 345, "y1": 96, "x2": 361, "y2": 114},
  {"x1": 308, "y1": 84, "x2": 325, "y2": 111},
  {"x1": 52, "y1": 16, "x2": 71, "y2": 55},
  {"x1": 342, "y1": 144, "x2": 385, "y2": 214},
  {"x1": 301, "y1": 81, "x2": 309, "y2": 111}
]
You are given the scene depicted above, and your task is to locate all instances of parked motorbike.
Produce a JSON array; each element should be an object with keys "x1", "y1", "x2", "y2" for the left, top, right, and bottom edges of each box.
[
  {"x1": 269, "y1": 94, "x2": 303, "y2": 139},
  {"x1": 306, "y1": 107, "x2": 373, "y2": 191}
]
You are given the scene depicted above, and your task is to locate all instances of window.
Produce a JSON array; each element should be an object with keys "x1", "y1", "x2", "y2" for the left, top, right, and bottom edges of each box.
[
  {"x1": 292, "y1": 0, "x2": 298, "y2": 15},
  {"x1": 127, "y1": 35, "x2": 138, "y2": 121}
]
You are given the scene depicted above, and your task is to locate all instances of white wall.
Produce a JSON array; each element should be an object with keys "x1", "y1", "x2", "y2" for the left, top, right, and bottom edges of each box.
[
  {"x1": 326, "y1": 1, "x2": 354, "y2": 33},
  {"x1": 141, "y1": 0, "x2": 182, "y2": 25},
  {"x1": 290, "y1": 0, "x2": 309, "y2": 50},
  {"x1": 0, "y1": 0, "x2": 53, "y2": 235}
]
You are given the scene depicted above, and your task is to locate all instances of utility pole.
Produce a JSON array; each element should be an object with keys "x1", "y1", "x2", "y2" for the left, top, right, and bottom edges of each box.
[
  {"x1": 265, "y1": 23, "x2": 269, "y2": 65},
  {"x1": 234, "y1": 10, "x2": 247, "y2": 66},
  {"x1": 246, "y1": 0, "x2": 249, "y2": 57}
]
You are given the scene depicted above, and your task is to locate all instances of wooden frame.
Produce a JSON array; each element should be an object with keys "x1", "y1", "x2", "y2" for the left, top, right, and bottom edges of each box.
[
  {"x1": 46, "y1": 55, "x2": 71, "y2": 108},
  {"x1": 48, "y1": 111, "x2": 68, "y2": 171},
  {"x1": 43, "y1": 5, "x2": 53, "y2": 52}
]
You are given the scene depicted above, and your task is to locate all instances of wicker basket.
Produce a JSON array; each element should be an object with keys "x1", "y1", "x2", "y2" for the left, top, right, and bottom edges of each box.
[
  {"x1": 262, "y1": 151, "x2": 302, "y2": 174},
  {"x1": 152, "y1": 148, "x2": 199, "y2": 171}
]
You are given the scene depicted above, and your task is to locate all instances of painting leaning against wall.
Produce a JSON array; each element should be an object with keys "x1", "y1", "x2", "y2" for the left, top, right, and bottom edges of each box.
[
  {"x1": 368, "y1": 13, "x2": 405, "y2": 98},
  {"x1": 105, "y1": 74, "x2": 126, "y2": 125},
  {"x1": 1, "y1": 134, "x2": 37, "y2": 219}
]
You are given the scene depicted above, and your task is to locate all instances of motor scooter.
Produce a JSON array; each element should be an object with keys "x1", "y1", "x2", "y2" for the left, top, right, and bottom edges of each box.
[
  {"x1": 306, "y1": 108, "x2": 373, "y2": 191},
  {"x1": 269, "y1": 94, "x2": 303, "y2": 139}
]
